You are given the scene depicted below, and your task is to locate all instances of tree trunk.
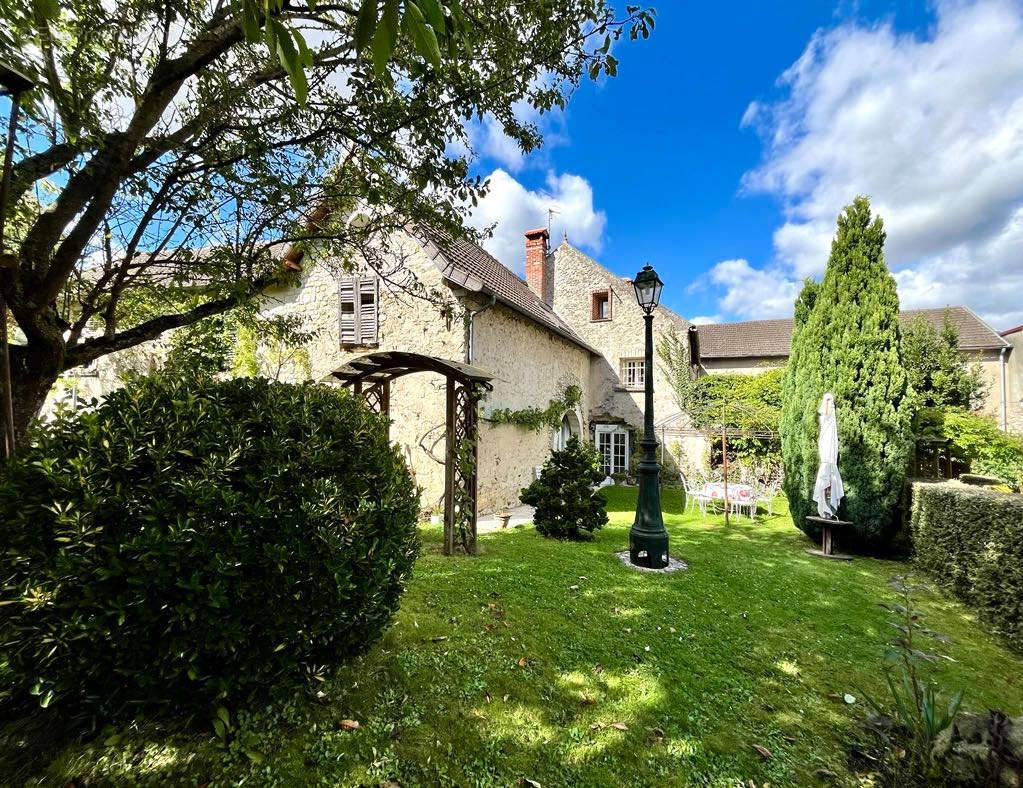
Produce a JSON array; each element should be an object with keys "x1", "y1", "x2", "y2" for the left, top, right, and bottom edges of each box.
[{"x1": 8, "y1": 342, "x2": 62, "y2": 448}]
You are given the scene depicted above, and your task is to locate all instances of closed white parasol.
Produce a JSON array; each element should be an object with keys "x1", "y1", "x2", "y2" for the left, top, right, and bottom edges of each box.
[{"x1": 812, "y1": 393, "x2": 845, "y2": 518}]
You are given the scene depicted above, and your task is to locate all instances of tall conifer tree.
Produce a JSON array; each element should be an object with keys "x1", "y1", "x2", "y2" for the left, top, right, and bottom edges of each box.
[{"x1": 780, "y1": 197, "x2": 914, "y2": 548}]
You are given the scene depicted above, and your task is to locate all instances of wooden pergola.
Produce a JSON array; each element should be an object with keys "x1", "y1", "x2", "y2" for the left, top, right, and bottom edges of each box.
[{"x1": 331, "y1": 352, "x2": 493, "y2": 555}]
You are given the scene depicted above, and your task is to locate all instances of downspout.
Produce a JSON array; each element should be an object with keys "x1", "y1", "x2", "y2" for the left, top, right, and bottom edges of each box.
[
  {"x1": 1000, "y1": 347, "x2": 1008, "y2": 432},
  {"x1": 465, "y1": 294, "x2": 497, "y2": 364}
]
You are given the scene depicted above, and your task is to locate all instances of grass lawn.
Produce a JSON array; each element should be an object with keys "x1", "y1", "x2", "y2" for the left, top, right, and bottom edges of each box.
[{"x1": 4, "y1": 486, "x2": 1023, "y2": 786}]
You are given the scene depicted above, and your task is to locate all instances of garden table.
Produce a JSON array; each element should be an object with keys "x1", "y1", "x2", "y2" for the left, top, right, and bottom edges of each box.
[
  {"x1": 804, "y1": 515, "x2": 854, "y2": 560},
  {"x1": 703, "y1": 483, "x2": 756, "y2": 518}
]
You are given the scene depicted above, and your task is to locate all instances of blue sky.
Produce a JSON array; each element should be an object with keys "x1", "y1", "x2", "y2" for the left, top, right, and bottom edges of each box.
[{"x1": 464, "y1": 0, "x2": 1023, "y2": 329}]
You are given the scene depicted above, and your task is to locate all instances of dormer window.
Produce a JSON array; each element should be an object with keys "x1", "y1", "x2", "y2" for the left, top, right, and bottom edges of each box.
[{"x1": 591, "y1": 289, "x2": 611, "y2": 321}]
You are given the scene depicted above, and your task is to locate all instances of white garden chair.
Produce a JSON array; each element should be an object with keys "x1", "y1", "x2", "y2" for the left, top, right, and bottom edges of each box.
[
  {"x1": 681, "y1": 474, "x2": 711, "y2": 516},
  {"x1": 755, "y1": 481, "x2": 780, "y2": 517}
]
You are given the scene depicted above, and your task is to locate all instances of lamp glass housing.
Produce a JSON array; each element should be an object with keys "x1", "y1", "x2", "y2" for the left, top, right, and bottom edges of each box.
[{"x1": 632, "y1": 265, "x2": 663, "y2": 312}]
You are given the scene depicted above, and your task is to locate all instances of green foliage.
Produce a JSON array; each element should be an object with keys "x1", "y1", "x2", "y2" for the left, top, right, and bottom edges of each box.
[
  {"x1": 861, "y1": 575, "x2": 963, "y2": 770},
  {"x1": 657, "y1": 325, "x2": 782, "y2": 469},
  {"x1": 656, "y1": 324, "x2": 697, "y2": 415},
  {"x1": 867, "y1": 577, "x2": 961, "y2": 749},
  {"x1": 8, "y1": 487, "x2": 1023, "y2": 785},
  {"x1": 520, "y1": 437, "x2": 608, "y2": 540},
  {"x1": 910, "y1": 481, "x2": 1023, "y2": 652},
  {"x1": 488, "y1": 385, "x2": 581, "y2": 433},
  {"x1": 901, "y1": 315, "x2": 986, "y2": 408},
  {"x1": 915, "y1": 407, "x2": 1023, "y2": 489},
  {"x1": 0, "y1": 374, "x2": 420, "y2": 720},
  {"x1": 780, "y1": 197, "x2": 915, "y2": 548},
  {"x1": 694, "y1": 370, "x2": 784, "y2": 470},
  {"x1": 4, "y1": 0, "x2": 656, "y2": 438},
  {"x1": 164, "y1": 313, "x2": 314, "y2": 381}
]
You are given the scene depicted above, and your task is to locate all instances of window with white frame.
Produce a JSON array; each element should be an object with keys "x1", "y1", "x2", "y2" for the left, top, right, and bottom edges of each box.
[
  {"x1": 594, "y1": 424, "x2": 629, "y2": 476},
  {"x1": 338, "y1": 276, "x2": 379, "y2": 346},
  {"x1": 621, "y1": 358, "x2": 645, "y2": 389}
]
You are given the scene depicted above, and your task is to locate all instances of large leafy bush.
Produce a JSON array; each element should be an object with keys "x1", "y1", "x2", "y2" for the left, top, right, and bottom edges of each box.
[
  {"x1": 520, "y1": 437, "x2": 608, "y2": 540},
  {"x1": 910, "y1": 481, "x2": 1023, "y2": 652},
  {"x1": 781, "y1": 198, "x2": 915, "y2": 548},
  {"x1": 915, "y1": 407, "x2": 1023, "y2": 490},
  {"x1": 0, "y1": 374, "x2": 420, "y2": 719}
]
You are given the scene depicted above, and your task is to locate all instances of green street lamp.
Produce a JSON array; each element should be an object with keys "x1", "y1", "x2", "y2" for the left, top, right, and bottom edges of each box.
[{"x1": 629, "y1": 264, "x2": 669, "y2": 568}]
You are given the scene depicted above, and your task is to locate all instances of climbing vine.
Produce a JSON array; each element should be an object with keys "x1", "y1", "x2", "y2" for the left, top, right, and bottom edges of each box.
[{"x1": 487, "y1": 384, "x2": 582, "y2": 432}]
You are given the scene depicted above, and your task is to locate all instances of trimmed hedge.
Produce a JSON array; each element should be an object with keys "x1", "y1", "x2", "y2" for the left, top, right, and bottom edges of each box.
[
  {"x1": 0, "y1": 374, "x2": 420, "y2": 720},
  {"x1": 910, "y1": 481, "x2": 1023, "y2": 653}
]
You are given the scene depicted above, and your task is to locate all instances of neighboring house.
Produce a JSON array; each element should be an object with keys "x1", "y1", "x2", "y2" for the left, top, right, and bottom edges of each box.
[
  {"x1": 1001, "y1": 324, "x2": 1023, "y2": 434},
  {"x1": 694, "y1": 306, "x2": 1018, "y2": 432}
]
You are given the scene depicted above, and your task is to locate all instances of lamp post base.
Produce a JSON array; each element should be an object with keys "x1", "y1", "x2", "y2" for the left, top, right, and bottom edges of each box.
[{"x1": 629, "y1": 530, "x2": 669, "y2": 569}]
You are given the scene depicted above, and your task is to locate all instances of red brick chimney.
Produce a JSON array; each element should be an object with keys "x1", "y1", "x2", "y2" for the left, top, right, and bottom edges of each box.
[{"x1": 524, "y1": 227, "x2": 550, "y2": 305}]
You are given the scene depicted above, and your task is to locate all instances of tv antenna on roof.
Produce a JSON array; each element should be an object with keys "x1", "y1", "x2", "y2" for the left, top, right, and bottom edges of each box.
[{"x1": 547, "y1": 207, "x2": 560, "y2": 235}]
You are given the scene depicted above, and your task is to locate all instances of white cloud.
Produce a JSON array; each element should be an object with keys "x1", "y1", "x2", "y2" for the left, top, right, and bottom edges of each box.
[
  {"x1": 714, "y1": 0, "x2": 1023, "y2": 327},
  {"x1": 466, "y1": 169, "x2": 607, "y2": 272},
  {"x1": 707, "y1": 259, "x2": 801, "y2": 321},
  {"x1": 689, "y1": 315, "x2": 722, "y2": 325}
]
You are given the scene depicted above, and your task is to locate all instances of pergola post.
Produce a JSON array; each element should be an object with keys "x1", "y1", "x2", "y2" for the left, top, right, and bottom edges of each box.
[
  {"x1": 332, "y1": 351, "x2": 491, "y2": 557},
  {"x1": 443, "y1": 378, "x2": 457, "y2": 555}
]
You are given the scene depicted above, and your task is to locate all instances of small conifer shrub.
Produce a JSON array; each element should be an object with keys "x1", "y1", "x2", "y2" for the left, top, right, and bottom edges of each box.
[{"x1": 520, "y1": 437, "x2": 608, "y2": 540}]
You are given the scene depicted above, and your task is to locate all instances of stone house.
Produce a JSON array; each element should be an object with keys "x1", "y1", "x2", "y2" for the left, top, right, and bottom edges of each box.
[
  {"x1": 263, "y1": 225, "x2": 700, "y2": 511},
  {"x1": 693, "y1": 306, "x2": 1019, "y2": 433},
  {"x1": 49, "y1": 224, "x2": 699, "y2": 514}
]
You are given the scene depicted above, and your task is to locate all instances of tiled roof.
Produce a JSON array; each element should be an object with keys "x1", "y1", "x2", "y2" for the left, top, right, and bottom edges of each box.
[
  {"x1": 697, "y1": 306, "x2": 1008, "y2": 360},
  {"x1": 415, "y1": 227, "x2": 597, "y2": 355}
]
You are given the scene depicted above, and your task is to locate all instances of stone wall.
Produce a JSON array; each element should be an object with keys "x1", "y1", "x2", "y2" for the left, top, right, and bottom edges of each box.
[
  {"x1": 550, "y1": 241, "x2": 691, "y2": 432},
  {"x1": 470, "y1": 295, "x2": 592, "y2": 511},
  {"x1": 261, "y1": 230, "x2": 465, "y2": 512}
]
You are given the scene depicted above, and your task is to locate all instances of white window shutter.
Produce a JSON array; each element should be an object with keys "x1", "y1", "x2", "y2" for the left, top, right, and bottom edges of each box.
[
  {"x1": 358, "y1": 277, "x2": 378, "y2": 344},
  {"x1": 338, "y1": 278, "x2": 357, "y2": 345}
]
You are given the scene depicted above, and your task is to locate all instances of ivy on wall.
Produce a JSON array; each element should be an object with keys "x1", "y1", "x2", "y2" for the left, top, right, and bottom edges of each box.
[{"x1": 487, "y1": 385, "x2": 582, "y2": 433}]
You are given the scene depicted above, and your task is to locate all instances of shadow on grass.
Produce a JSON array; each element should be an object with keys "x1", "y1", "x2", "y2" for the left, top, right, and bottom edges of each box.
[{"x1": 5, "y1": 487, "x2": 1023, "y2": 785}]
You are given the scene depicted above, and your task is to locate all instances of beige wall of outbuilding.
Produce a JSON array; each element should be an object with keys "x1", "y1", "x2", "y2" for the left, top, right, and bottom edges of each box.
[{"x1": 1004, "y1": 333, "x2": 1023, "y2": 434}]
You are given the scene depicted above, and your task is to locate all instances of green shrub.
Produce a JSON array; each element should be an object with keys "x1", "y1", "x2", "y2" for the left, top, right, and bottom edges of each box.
[
  {"x1": 520, "y1": 437, "x2": 608, "y2": 539},
  {"x1": 781, "y1": 197, "x2": 915, "y2": 548},
  {"x1": 0, "y1": 374, "x2": 420, "y2": 720},
  {"x1": 910, "y1": 481, "x2": 1023, "y2": 652},
  {"x1": 916, "y1": 407, "x2": 1023, "y2": 490}
]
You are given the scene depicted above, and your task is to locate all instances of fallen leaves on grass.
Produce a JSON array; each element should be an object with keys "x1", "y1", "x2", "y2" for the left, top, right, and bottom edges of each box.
[
  {"x1": 593, "y1": 661, "x2": 602, "y2": 674},
  {"x1": 517, "y1": 779, "x2": 542, "y2": 788},
  {"x1": 579, "y1": 695, "x2": 596, "y2": 705},
  {"x1": 338, "y1": 719, "x2": 360, "y2": 730},
  {"x1": 752, "y1": 744, "x2": 772, "y2": 759},
  {"x1": 612, "y1": 721, "x2": 629, "y2": 731},
  {"x1": 517, "y1": 656, "x2": 529, "y2": 667}
]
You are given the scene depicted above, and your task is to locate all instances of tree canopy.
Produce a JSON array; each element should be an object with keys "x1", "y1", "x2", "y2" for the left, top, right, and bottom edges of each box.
[
  {"x1": 0, "y1": 0, "x2": 654, "y2": 441},
  {"x1": 780, "y1": 197, "x2": 915, "y2": 549},
  {"x1": 902, "y1": 313, "x2": 986, "y2": 409}
]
